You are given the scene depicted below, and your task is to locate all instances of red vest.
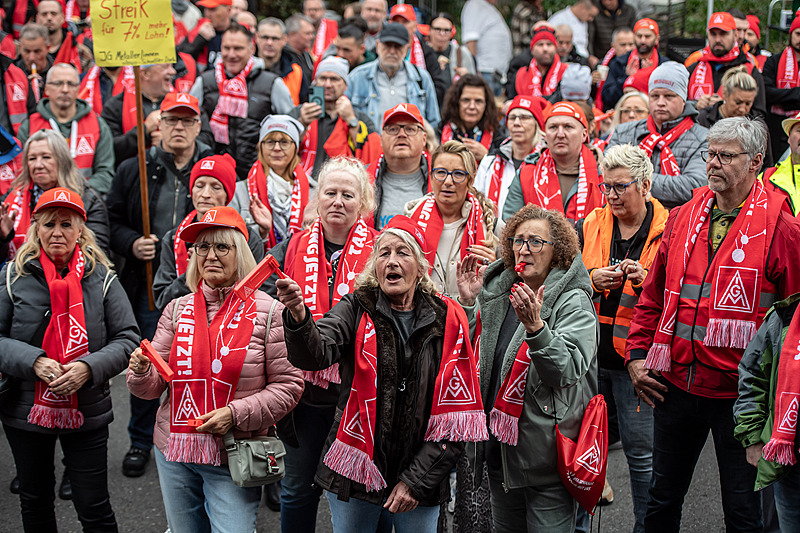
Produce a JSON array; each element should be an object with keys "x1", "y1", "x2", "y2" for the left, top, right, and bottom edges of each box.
[
  {"x1": 4, "y1": 64, "x2": 30, "y2": 135},
  {"x1": 29, "y1": 111, "x2": 100, "y2": 179},
  {"x1": 12, "y1": 0, "x2": 38, "y2": 38}
]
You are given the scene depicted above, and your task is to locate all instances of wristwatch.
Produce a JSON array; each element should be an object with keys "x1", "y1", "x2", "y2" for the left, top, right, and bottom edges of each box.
[{"x1": 347, "y1": 117, "x2": 359, "y2": 128}]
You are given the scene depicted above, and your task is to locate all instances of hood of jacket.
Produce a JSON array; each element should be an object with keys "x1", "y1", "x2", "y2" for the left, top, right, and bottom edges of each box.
[{"x1": 36, "y1": 97, "x2": 94, "y2": 123}]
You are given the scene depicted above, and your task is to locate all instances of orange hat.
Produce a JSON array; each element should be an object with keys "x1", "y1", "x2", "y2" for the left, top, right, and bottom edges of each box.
[
  {"x1": 178, "y1": 206, "x2": 248, "y2": 242},
  {"x1": 746, "y1": 15, "x2": 760, "y2": 39},
  {"x1": 544, "y1": 101, "x2": 587, "y2": 129},
  {"x1": 389, "y1": 4, "x2": 416, "y2": 22},
  {"x1": 33, "y1": 187, "x2": 86, "y2": 220},
  {"x1": 197, "y1": 0, "x2": 232, "y2": 7},
  {"x1": 382, "y1": 103, "x2": 424, "y2": 127},
  {"x1": 190, "y1": 154, "x2": 237, "y2": 203},
  {"x1": 506, "y1": 95, "x2": 545, "y2": 128},
  {"x1": 417, "y1": 23, "x2": 430, "y2": 36},
  {"x1": 160, "y1": 92, "x2": 200, "y2": 115},
  {"x1": 633, "y1": 18, "x2": 659, "y2": 37},
  {"x1": 708, "y1": 12, "x2": 735, "y2": 32}
]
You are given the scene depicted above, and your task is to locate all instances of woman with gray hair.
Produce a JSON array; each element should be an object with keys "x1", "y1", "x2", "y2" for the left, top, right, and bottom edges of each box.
[
  {"x1": 277, "y1": 215, "x2": 487, "y2": 532},
  {"x1": 575, "y1": 143, "x2": 668, "y2": 533},
  {"x1": 0, "y1": 130, "x2": 109, "y2": 263}
]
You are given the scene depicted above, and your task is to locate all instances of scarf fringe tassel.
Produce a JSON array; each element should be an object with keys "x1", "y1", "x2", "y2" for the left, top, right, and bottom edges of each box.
[
  {"x1": 489, "y1": 408, "x2": 519, "y2": 446},
  {"x1": 210, "y1": 119, "x2": 229, "y2": 145},
  {"x1": 425, "y1": 410, "x2": 489, "y2": 442},
  {"x1": 323, "y1": 439, "x2": 387, "y2": 492},
  {"x1": 704, "y1": 319, "x2": 756, "y2": 349},
  {"x1": 644, "y1": 343, "x2": 672, "y2": 372},
  {"x1": 217, "y1": 96, "x2": 249, "y2": 118},
  {"x1": 303, "y1": 364, "x2": 341, "y2": 389},
  {"x1": 27, "y1": 405, "x2": 84, "y2": 429},
  {"x1": 165, "y1": 432, "x2": 221, "y2": 466},
  {"x1": 762, "y1": 437, "x2": 798, "y2": 466}
]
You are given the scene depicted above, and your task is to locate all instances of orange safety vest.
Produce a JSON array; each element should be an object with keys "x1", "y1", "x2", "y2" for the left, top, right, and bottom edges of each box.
[
  {"x1": 581, "y1": 199, "x2": 668, "y2": 357},
  {"x1": 283, "y1": 63, "x2": 304, "y2": 106}
]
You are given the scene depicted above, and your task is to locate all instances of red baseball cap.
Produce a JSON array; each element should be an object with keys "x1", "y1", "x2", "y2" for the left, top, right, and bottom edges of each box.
[
  {"x1": 389, "y1": 4, "x2": 416, "y2": 22},
  {"x1": 33, "y1": 187, "x2": 86, "y2": 220},
  {"x1": 190, "y1": 154, "x2": 237, "y2": 203},
  {"x1": 544, "y1": 101, "x2": 588, "y2": 129},
  {"x1": 382, "y1": 103, "x2": 424, "y2": 128},
  {"x1": 161, "y1": 92, "x2": 200, "y2": 115},
  {"x1": 708, "y1": 12, "x2": 735, "y2": 32},
  {"x1": 633, "y1": 18, "x2": 659, "y2": 37},
  {"x1": 417, "y1": 23, "x2": 430, "y2": 36},
  {"x1": 198, "y1": 0, "x2": 232, "y2": 8},
  {"x1": 506, "y1": 95, "x2": 545, "y2": 129},
  {"x1": 178, "y1": 206, "x2": 248, "y2": 242}
]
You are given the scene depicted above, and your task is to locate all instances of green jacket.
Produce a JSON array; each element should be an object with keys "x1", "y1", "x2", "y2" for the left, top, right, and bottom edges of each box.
[
  {"x1": 463, "y1": 254, "x2": 598, "y2": 489},
  {"x1": 734, "y1": 293, "x2": 800, "y2": 489},
  {"x1": 18, "y1": 98, "x2": 116, "y2": 194}
]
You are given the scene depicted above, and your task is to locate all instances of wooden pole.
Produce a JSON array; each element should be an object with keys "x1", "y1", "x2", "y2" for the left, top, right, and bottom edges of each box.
[{"x1": 133, "y1": 66, "x2": 155, "y2": 311}]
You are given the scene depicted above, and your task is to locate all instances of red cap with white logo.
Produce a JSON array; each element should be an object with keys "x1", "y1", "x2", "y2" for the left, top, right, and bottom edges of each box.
[
  {"x1": 707, "y1": 12, "x2": 736, "y2": 32},
  {"x1": 382, "y1": 103, "x2": 424, "y2": 128},
  {"x1": 33, "y1": 187, "x2": 86, "y2": 220},
  {"x1": 160, "y1": 92, "x2": 201, "y2": 115},
  {"x1": 178, "y1": 206, "x2": 249, "y2": 242},
  {"x1": 544, "y1": 101, "x2": 588, "y2": 129}
]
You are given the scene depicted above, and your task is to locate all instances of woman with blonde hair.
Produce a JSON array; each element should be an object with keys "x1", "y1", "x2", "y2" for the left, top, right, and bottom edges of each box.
[
  {"x1": 0, "y1": 188, "x2": 138, "y2": 531},
  {"x1": 606, "y1": 91, "x2": 649, "y2": 139}
]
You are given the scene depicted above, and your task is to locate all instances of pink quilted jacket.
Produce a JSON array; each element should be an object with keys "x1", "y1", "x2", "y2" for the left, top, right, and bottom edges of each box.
[{"x1": 127, "y1": 283, "x2": 304, "y2": 456}]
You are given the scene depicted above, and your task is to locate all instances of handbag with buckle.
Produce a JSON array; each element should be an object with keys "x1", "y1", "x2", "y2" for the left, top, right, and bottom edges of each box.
[{"x1": 223, "y1": 429, "x2": 286, "y2": 487}]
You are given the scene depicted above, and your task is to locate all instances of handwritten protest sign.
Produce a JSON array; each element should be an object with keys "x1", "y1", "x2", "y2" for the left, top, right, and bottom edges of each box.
[{"x1": 90, "y1": 0, "x2": 177, "y2": 66}]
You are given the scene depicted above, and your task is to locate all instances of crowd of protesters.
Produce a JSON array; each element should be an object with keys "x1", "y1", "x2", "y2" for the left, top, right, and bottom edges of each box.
[{"x1": 2, "y1": 0, "x2": 800, "y2": 532}]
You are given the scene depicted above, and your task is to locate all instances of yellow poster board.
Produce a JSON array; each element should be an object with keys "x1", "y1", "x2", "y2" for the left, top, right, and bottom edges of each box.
[{"x1": 90, "y1": 0, "x2": 177, "y2": 66}]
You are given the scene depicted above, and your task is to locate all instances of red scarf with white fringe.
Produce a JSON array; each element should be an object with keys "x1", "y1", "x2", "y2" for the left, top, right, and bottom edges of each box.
[
  {"x1": 173, "y1": 210, "x2": 197, "y2": 276},
  {"x1": 490, "y1": 337, "x2": 532, "y2": 446},
  {"x1": 28, "y1": 247, "x2": 88, "y2": 429},
  {"x1": 210, "y1": 57, "x2": 254, "y2": 144},
  {"x1": 165, "y1": 287, "x2": 257, "y2": 465},
  {"x1": 408, "y1": 193, "x2": 486, "y2": 268},
  {"x1": 687, "y1": 46, "x2": 741, "y2": 100},
  {"x1": 644, "y1": 183, "x2": 769, "y2": 372},
  {"x1": 285, "y1": 216, "x2": 374, "y2": 388},
  {"x1": 322, "y1": 296, "x2": 486, "y2": 491},
  {"x1": 247, "y1": 161, "x2": 310, "y2": 249},
  {"x1": 516, "y1": 55, "x2": 567, "y2": 98},
  {"x1": 638, "y1": 115, "x2": 694, "y2": 176},
  {"x1": 762, "y1": 309, "x2": 800, "y2": 465}
]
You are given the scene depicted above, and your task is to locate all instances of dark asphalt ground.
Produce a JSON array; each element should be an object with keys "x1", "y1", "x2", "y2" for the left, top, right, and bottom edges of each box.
[{"x1": 0, "y1": 375, "x2": 729, "y2": 532}]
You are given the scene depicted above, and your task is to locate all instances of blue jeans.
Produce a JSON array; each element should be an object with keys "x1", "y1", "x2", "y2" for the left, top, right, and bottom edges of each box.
[
  {"x1": 599, "y1": 367, "x2": 653, "y2": 533},
  {"x1": 127, "y1": 285, "x2": 162, "y2": 451},
  {"x1": 280, "y1": 402, "x2": 336, "y2": 533},
  {"x1": 773, "y1": 465, "x2": 800, "y2": 533},
  {"x1": 480, "y1": 71, "x2": 504, "y2": 97},
  {"x1": 645, "y1": 381, "x2": 762, "y2": 533},
  {"x1": 487, "y1": 477, "x2": 577, "y2": 533},
  {"x1": 154, "y1": 447, "x2": 261, "y2": 533},
  {"x1": 325, "y1": 491, "x2": 439, "y2": 533}
]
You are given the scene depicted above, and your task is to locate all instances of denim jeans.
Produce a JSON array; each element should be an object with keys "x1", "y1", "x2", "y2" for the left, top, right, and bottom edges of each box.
[
  {"x1": 4, "y1": 424, "x2": 117, "y2": 533},
  {"x1": 645, "y1": 381, "x2": 762, "y2": 533},
  {"x1": 480, "y1": 71, "x2": 504, "y2": 97},
  {"x1": 280, "y1": 402, "x2": 336, "y2": 533},
  {"x1": 487, "y1": 477, "x2": 577, "y2": 533},
  {"x1": 127, "y1": 284, "x2": 162, "y2": 451},
  {"x1": 773, "y1": 465, "x2": 800, "y2": 533},
  {"x1": 599, "y1": 366, "x2": 653, "y2": 533},
  {"x1": 325, "y1": 490, "x2": 439, "y2": 533},
  {"x1": 154, "y1": 447, "x2": 261, "y2": 533}
]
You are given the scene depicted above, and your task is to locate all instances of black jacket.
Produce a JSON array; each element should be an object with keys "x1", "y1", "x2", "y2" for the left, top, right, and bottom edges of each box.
[
  {"x1": 696, "y1": 102, "x2": 774, "y2": 169},
  {"x1": 505, "y1": 49, "x2": 588, "y2": 100},
  {"x1": 106, "y1": 142, "x2": 213, "y2": 298},
  {"x1": 687, "y1": 52, "x2": 767, "y2": 119},
  {"x1": 763, "y1": 50, "x2": 800, "y2": 111},
  {"x1": 283, "y1": 286, "x2": 463, "y2": 506},
  {"x1": 0, "y1": 260, "x2": 139, "y2": 433}
]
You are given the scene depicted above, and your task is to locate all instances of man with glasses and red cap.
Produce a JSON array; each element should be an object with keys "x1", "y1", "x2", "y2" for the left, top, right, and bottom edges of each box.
[
  {"x1": 507, "y1": 26, "x2": 567, "y2": 101},
  {"x1": 502, "y1": 101, "x2": 603, "y2": 223},
  {"x1": 763, "y1": 16, "x2": 800, "y2": 156},
  {"x1": 601, "y1": 18, "x2": 661, "y2": 111},
  {"x1": 687, "y1": 12, "x2": 766, "y2": 117}
]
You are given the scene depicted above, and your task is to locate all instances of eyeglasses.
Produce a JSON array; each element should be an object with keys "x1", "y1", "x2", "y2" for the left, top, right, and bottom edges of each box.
[
  {"x1": 701, "y1": 150, "x2": 748, "y2": 165},
  {"x1": 383, "y1": 124, "x2": 422, "y2": 136},
  {"x1": 46, "y1": 80, "x2": 79, "y2": 88},
  {"x1": 507, "y1": 113, "x2": 535, "y2": 123},
  {"x1": 431, "y1": 167, "x2": 470, "y2": 183},
  {"x1": 262, "y1": 139, "x2": 294, "y2": 150},
  {"x1": 161, "y1": 116, "x2": 199, "y2": 127},
  {"x1": 619, "y1": 107, "x2": 648, "y2": 116},
  {"x1": 430, "y1": 26, "x2": 452, "y2": 33},
  {"x1": 459, "y1": 97, "x2": 486, "y2": 107},
  {"x1": 598, "y1": 179, "x2": 639, "y2": 196},
  {"x1": 508, "y1": 237, "x2": 553, "y2": 254},
  {"x1": 194, "y1": 242, "x2": 235, "y2": 257}
]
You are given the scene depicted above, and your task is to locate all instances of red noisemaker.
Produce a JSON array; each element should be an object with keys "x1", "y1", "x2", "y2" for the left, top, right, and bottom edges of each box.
[
  {"x1": 515, "y1": 262, "x2": 526, "y2": 274},
  {"x1": 140, "y1": 339, "x2": 174, "y2": 382},
  {"x1": 234, "y1": 254, "x2": 285, "y2": 300}
]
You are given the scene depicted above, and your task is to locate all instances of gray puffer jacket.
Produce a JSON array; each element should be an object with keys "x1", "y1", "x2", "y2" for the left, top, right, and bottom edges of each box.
[
  {"x1": 606, "y1": 103, "x2": 708, "y2": 209},
  {"x1": 463, "y1": 254, "x2": 598, "y2": 489},
  {"x1": 0, "y1": 260, "x2": 139, "y2": 433}
]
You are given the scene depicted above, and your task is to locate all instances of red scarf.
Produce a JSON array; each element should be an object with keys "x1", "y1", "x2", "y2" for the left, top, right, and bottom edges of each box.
[
  {"x1": 12, "y1": 0, "x2": 38, "y2": 37},
  {"x1": 594, "y1": 48, "x2": 616, "y2": 110},
  {"x1": 54, "y1": 30, "x2": 81, "y2": 73},
  {"x1": 27, "y1": 247, "x2": 88, "y2": 429},
  {"x1": 516, "y1": 55, "x2": 567, "y2": 98},
  {"x1": 173, "y1": 210, "x2": 197, "y2": 276},
  {"x1": 285, "y1": 217, "x2": 375, "y2": 388},
  {"x1": 79, "y1": 65, "x2": 135, "y2": 114},
  {"x1": 770, "y1": 47, "x2": 800, "y2": 117},
  {"x1": 312, "y1": 19, "x2": 338, "y2": 61},
  {"x1": 688, "y1": 46, "x2": 741, "y2": 101},
  {"x1": 645, "y1": 183, "x2": 770, "y2": 372},
  {"x1": 408, "y1": 193, "x2": 486, "y2": 268},
  {"x1": 322, "y1": 297, "x2": 487, "y2": 491},
  {"x1": 625, "y1": 49, "x2": 658, "y2": 76},
  {"x1": 246, "y1": 161, "x2": 309, "y2": 249},
  {"x1": 210, "y1": 57, "x2": 254, "y2": 144},
  {"x1": 4, "y1": 183, "x2": 34, "y2": 260},
  {"x1": 762, "y1": 309, "x2": 800, "y2": 465},
  {"x1": 0, "y1": 160, "x2": 19, "y2": 197},
  {"x1": 490, "y1": 338, "x2": 533, "y2": 445},
  {"x1": 410, "y1": 34, "x2": 426, "y2": 69},
  {"x1": 487, "y1": 155, "x2": 507, "y2": 211},
  {"x1": 638, "y1": 115, "x2": 694, "y2": 176},
  {"x1": 440, "y1": 124, "x2": 493, "y2": 150},
  {"x1": 165, "y1": 287, "x2": 257, "y2": 465},
  {"x1": 520, "y1": 145, "x2": 603, "y2": 220},
  {"x1": 175, "y1": 52, "x2": 198, "y2": 94}
]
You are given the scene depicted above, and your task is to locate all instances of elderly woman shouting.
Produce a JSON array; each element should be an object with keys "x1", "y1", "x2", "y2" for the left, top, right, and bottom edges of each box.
[
  {"x1": 0, "y1": 188, "x2": 138, "y2": 532},
  {"x1": 277, "y1": 216, "x2": 487, "y2": 532},
  {"x1": 576, "y1": 144, "x2": 667, "y2": 533},
  {"x1": 456, "y1": 205, "x2": 597, "y2": 533},
  {"x1": 127, "y1": 207, "x2": 303, "y2": 533}
]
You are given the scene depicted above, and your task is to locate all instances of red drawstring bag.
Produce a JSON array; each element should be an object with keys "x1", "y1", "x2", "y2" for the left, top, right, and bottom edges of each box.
[{"x1": 555, "y1": 394, "x2": 608, "y2": 514}]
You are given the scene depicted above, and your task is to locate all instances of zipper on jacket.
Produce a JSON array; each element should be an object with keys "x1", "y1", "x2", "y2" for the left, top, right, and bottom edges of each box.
[{"x1": 172, "y1": 175, "x2": 181, "y2": 228}]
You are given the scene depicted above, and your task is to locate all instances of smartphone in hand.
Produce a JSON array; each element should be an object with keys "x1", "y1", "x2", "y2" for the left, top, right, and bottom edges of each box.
[{"x1": 309, "y1": 86, "x2": 325, "y2": 116}]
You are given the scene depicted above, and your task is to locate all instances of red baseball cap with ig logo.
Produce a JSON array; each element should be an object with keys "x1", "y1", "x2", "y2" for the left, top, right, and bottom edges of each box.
[
  {"x1": 161, "y1": 92, "x2": 200, "y2": 115},
  {"x1": 178, "y1": 206, "x2": 248, "y2": 242},
  {"x1": 389, "y1": 4, "x2": 417, "y2": 22},
  {"x1": 708, "y1": 12, "x2": 735, "y2": 32},
  {"x1": 33, "y1": 187, "x2": 86, "y2": 220},
  {"x1": 382, "y1": 103, "x2": 424, "y2": 128}
]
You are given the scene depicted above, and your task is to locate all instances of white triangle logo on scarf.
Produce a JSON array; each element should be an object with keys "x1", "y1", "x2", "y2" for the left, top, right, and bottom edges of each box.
[
  {"x1": 501, "y1": 360, "x2": 528, "y2": 406},
  {"x1": 715, "y1": 267, "x2": 757, "y2": 313},
  {"x1": 0, "y1": 165, "x2": 13, "y2": 182},
  {"x1": 576, "y1": 434, "x2": 603, "y2": 475},
  {"x1": 64, "y1": 314, "x2": 88, "y2": 357},
  {"x1": 41, "y1": 387, "x2": 72, "y2": 405},
  {"x1": 778, "y1": 393, "x2": 799, "y2": 432},
  {"x1": 226, "y1": 78, "x2": 247, "y2": 97},
  {"x1": 75, "y1": 136, "x2": 94, "y2": 156},
  {"x1": 175, "y1": 383, "x2": 202, "y2": 423},
  {"x1": 12, "y1": 83, "x2": 25, "y2": 102},
  {"x1": 343, "y1": 410, "x2": 366, "y2": 443},
  {"x1": 440, "y1": 365, "x2": 475, "y2": 405}
]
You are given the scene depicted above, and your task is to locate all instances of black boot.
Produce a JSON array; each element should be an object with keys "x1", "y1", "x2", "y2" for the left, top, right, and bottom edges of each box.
[
  {"x1": 59, "y1": 472, "x2": 72, "y2": 500},
  {"x1": 9, "y1": 476, "x2": 19, "y2": 494}
]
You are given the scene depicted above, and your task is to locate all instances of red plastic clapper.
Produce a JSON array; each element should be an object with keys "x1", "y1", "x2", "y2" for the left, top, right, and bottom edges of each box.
[
  {"x1": 187, "y1": 418, "x2": 203, "y2": 427},
  {"x1": 140, "y1": 339, "x2": 174, "y2": 382},
  {"x1": 234, "y1": 254, "x2": 286, "y2": 300},
  {"x1": 515, "y1": 262, "x2": 526, "y2": 273}
]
